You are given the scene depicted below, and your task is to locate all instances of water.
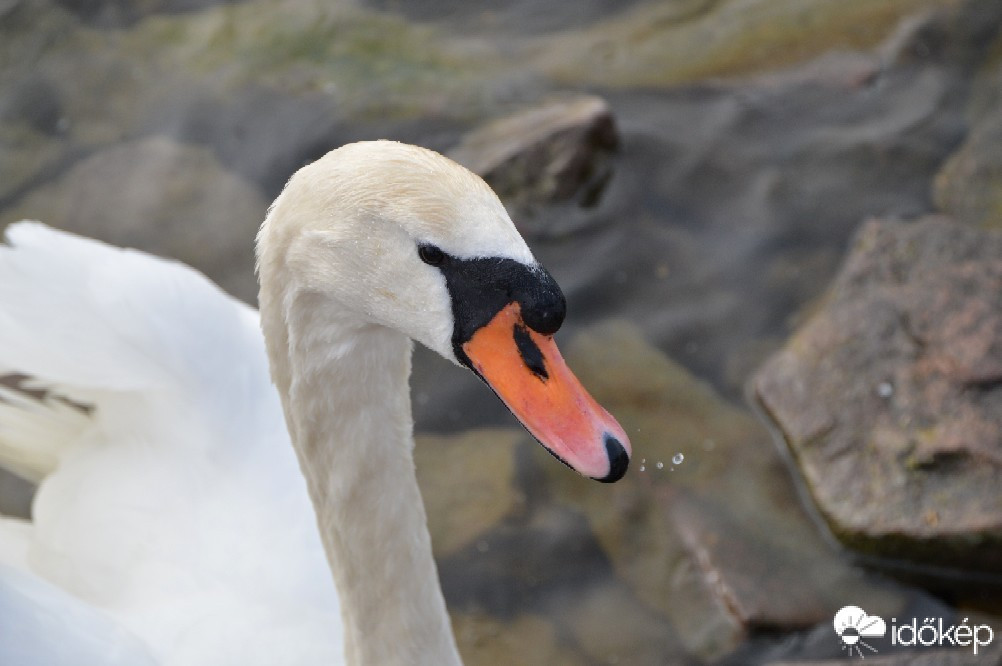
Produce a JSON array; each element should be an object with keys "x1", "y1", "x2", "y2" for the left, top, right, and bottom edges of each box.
[{"x1": 638, "y1": 454, "x2": 683, "y2": 473}]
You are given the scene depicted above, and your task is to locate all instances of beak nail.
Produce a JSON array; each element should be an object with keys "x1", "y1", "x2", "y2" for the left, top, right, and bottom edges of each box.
[{"x1": 596, "y1": 435, "x2": 629, "y2": 483}]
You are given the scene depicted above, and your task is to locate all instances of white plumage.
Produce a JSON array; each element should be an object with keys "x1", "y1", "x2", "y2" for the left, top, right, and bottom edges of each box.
[{"x1": 0, "y1": 222, "x2": 343, "y2": 665}]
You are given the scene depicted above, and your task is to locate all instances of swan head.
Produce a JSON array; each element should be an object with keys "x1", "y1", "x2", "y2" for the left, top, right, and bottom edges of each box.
[{"x1": 258, "y1": 140, "x2": 630, "y2": 482}]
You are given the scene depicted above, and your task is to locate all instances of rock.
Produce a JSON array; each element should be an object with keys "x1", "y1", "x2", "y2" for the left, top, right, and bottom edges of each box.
[
  {"x1": 448, "y1": 95, "x2": 618, "y2": 212},
  {"x1": 414, "y1": 428, "x2": 525, "y2": 559},
  {"x1": 879, "y1": 0, "x2": 1002, "y2": 70},
  {"x1": 51, "y1": 0, "x2": 242, "y2": 27},
  {"x1": 754, "y1": 216, "x2": 1002, "y2": 571},
  {"x1": 773, "y1": 643, "x2": 1002, "y2": 666},
  {"x1": 451, "y1": 609, "x2": 583, "y2": 666},
  {"x1": 0, "y1": 78, "x2": 63, "y2": 136},
  {"x1": 534, "y1": 321, "x2": 758, "y2": 637},
  {"x1": 0, "y1": 137, "x2": 268, "y2": 303},
  {"x1": 534, "y1": 0, "x2": 971, "y2": 87},
  {"x1": 0, "y1": 0, "x2": 507, "y2": 207},
  {"x1": 0, "y1": 5, "x2": 83, "y2": 205},
  {"x1": 670, "y1": 494, "x2": 901, "y2": 633},
  {"x1": 361, "y1": 0, "x2": 635, "y2": 36},
  {"x1": 436, "y1": 496, "x2": 615, "y2": 622},
  {"x1": 423, "y1": 426, "x2": 682, "y2": 662},
  {"x1": 934, "y1": 25, "x2": 1002, "y2": 230},
  {"x1": 562, "y1": 580, "x2": 683, "y2": 665},
  {"x1": 536, "y1": 320, "x2": 907, "y2": 660},
  {"x1": 934, "y1": 109, "x2": 1002, "y2": 230}
]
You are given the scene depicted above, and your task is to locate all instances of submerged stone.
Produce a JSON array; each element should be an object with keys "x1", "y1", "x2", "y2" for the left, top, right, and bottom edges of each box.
[
  {"x1": 934, "y1": 27, "x2": 1002, "y2": 231},
  {"x1": 451, "y1": 610, "x2": 583, "y2": 666},
  {"x1": 415, "y1": 428, "x2": 525, "y2": 559},
  {"x1": 448, "y1": 95, "x2": 618, "y2": 213},
  {"x1": 0, "y1": 137, "x2": 268, "y2": 303},
  {"x1": 541, "y1": 320, "x2": 907, "y2": 660}
]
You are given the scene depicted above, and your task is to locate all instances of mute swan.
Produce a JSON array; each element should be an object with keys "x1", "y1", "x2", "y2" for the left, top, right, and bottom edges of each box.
[{"x1": 0, "y1": 140, "x2": 631, "y2": 665}]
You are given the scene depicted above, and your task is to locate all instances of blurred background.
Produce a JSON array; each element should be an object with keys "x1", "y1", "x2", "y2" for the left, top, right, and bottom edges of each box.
[{"x1": 2, "y1": 0, "x2": 1001, "y2": 663}]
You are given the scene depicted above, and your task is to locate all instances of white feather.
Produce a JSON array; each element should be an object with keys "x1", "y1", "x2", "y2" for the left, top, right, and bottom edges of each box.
[
  {"x1": 0, "y1": 562, "x2": 157, "y2": 666},
  {"x1": 0, "y1": 381, "x2": 89, "y2": 482},
  {"x1": 0, "y1": 222, "x2": 342, "y2": 665}
]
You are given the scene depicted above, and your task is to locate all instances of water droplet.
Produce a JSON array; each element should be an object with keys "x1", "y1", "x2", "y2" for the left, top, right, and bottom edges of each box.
[
  {"x1": 656, "y1": 461, "x2": 664, "y2": 470},
  {"x1": 672, "y1": 453, "x2": 684, "y2": 465},
  {"x1": 877, "y1": 382, "x2": 893, "y2": 398},
  {"x1": 639, "y1": 465, "x2": 646, "y2": 472}
]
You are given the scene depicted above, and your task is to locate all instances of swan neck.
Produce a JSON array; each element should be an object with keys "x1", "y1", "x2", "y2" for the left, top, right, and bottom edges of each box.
[{"x1": 279, "y1": 295, "x2": 461, "y2": 665}]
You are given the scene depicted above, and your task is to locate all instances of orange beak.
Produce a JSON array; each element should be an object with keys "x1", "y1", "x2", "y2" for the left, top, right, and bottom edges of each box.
[{"x1": 461, "y1": 303, "x2": 631, "y2": 482}]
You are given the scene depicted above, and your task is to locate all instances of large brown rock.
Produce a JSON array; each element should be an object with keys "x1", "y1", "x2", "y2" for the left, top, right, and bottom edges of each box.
[{"x1": 754, "y1": 216, "x2": 1002, "y2": 571}]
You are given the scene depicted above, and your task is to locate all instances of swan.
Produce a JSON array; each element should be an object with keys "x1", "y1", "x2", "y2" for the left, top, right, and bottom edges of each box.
[{"x1": 0, "y1": 140, "x2": 631, "y2": 665}]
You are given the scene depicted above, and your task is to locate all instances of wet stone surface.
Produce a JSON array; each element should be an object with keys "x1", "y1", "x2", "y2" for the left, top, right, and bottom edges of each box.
[
  {"x1": 548, "y1": 321, "x2": 912, "y2": 660},
  {"x1": 754, "y1": 216, "x2": 1002, "y2": 572},
  {"x1": 448, "y1": 94, "x2": 619, "y2": 216}
]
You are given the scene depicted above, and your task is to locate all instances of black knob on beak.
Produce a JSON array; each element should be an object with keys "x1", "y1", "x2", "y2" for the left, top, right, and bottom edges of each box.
[{"x1": 519, "y1": 266, "x2": 565, "y2": 336}]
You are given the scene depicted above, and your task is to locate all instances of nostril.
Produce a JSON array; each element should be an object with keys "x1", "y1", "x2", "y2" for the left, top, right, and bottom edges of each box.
[{"x1": 597, "y1": 435, "x2": 629, "y2": 483}]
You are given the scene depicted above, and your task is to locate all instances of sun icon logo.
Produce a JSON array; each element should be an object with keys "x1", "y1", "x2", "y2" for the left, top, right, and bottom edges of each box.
[{"x1": 834, "y1": 606, "x2": 886, "y2": 658}]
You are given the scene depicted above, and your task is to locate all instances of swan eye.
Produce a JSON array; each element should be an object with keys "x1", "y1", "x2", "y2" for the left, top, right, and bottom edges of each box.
[{"x1": 418, "y1": 244, "x2": 445, "y2": 266}]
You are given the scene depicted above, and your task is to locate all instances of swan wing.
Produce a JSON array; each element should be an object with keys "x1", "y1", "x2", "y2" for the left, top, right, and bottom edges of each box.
[
  {"x1": 0, "y1": 561, "x2": 158, "y2": 666},
  {"x1": 0, "y1": 223, "x2": 342, "y2": 665}
]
